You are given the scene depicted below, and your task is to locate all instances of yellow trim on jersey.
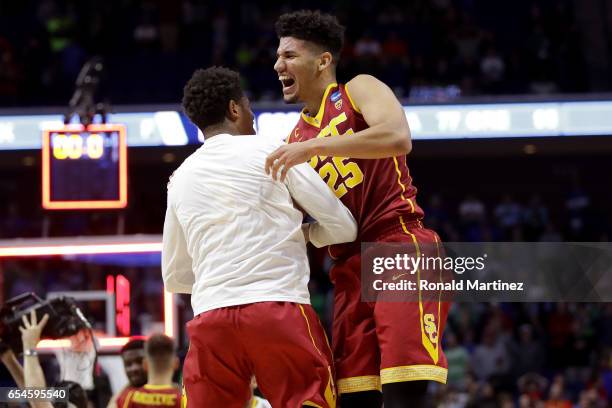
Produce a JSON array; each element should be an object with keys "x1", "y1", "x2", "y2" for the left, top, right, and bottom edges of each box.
[
  {"x1": 337, "y1": 375, "x2": 382, "y2": 394},
  {"x1": 122, "y1": 390, "x2": 135, "y2": 408},
  {"x1": 344, "y1": 83, "x2": 361, "y2": 114},
  {"x1": 380, "y1": 365, "x2": 447, "y2": 384},
  {"x1": 181, "y1": 385, "x2": 187, "y2": 408},
  {"x1": 393, "y1": 157, "x2": 415, "y2": 213},
  {"x1": 303, "y1": 402, "x2": 323, "y2": 408},
  {"x1": 143, "y1": 384, "x2": 174, "y2": 390},
  {"x1": 298, "y1": 304, "x2": 322, "y2": 356},
  {"x1": 301, "y1": 83, "x2": 338, "y2": 128},
  {"x1": 434, "y1": 233, "x2": 443, "y2": 360}
]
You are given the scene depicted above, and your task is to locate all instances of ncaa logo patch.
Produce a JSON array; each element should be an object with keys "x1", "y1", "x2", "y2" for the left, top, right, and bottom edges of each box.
[
  {"x1": 335, "y1": 100, "x2": 343, "y2": 110},
  {"x1": 330, "y1": 91, "x2": 342, "y2": 102}
]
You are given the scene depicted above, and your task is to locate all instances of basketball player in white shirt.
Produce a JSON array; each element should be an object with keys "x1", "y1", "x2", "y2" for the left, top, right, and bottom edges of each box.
[{"x1": 162, "y1": 67, "x2": 356, "y2": 408}]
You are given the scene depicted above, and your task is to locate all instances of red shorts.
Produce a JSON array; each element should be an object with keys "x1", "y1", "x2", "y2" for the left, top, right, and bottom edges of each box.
[
  {"x1": 183, "y1": 302, "x2": 336, "y2": 408},
  {"x1": 330, "y1": 224, "x2": 450, "y2": 394}
]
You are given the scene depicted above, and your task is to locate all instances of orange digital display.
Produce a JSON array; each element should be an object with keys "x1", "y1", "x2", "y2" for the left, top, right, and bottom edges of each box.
[{"x1": 42, "y1": 124, "x2": 128, "y2": 210}]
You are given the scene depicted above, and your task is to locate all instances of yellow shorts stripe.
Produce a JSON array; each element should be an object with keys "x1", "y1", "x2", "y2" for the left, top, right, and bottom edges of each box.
[
  {"x1": 337, "y1": 375, "x2": 382, "y2": 394},
  {"x1": 298, "y1": 304, "x2": 322, "y2": 356},
  {"x1": 380, "y1": 364, "x2": 448, "y2": 384}
]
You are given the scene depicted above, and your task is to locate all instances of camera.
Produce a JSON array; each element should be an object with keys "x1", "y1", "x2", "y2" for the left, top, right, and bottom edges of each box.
[{"x1": 0, "y1": 293, "x2": 91, "y2": 354}]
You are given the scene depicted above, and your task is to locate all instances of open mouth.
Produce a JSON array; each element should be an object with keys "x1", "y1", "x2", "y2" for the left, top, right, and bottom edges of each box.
[{"x1": 279, "y1": 76, "x2": 296, "y2": 93}]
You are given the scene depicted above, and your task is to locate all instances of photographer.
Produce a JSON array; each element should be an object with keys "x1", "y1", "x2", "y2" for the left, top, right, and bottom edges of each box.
[{"x1": 1, "y1": 310, "x2": 88, "y2": 408}]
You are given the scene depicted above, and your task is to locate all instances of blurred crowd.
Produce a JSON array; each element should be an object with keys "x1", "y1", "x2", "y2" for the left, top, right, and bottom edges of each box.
[
  {"x1": 433, "y1": 302, "x2": 612, "y2": 407},
  {"x1": 0, "y1": 0, "x2": 593, "y2": 106},
  {"x1": 2, "y1": 175, "x2": 608, "y2": 241},
  {"x1": 2, "y1": 181, "x2": 611, "y2": 406}
]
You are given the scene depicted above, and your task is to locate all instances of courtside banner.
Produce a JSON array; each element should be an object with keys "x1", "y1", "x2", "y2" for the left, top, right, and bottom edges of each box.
[{"x1": 360, "y1": 242, "x2": 612, "y2": 302}]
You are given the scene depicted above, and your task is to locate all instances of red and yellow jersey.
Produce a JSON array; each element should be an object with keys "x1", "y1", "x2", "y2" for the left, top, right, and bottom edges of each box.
[
  {"x1": 288, "y1": 83, "x2": 424, "y2": 259},
  {"x1": 117, "y1": 384, "x2": 181, "y2": 408}
]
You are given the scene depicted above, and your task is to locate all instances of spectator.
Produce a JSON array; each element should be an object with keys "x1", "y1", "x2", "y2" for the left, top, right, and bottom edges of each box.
[
  {"x1": 518, "y1": 373, "x2": 548, "y2": 407},
  {"x1": 382, "y1": 32, "x2": 408, "y2": 59},
  {"x1": 480, "y1": 45, "x2": 506, "y2": 93},
  {"x1": 471, "y1": 323, "x2": 511, "y2": 381},
  {"x1": 445, "y1": 331, "x2": 470, "y2": 390},
  {"x1": 494, "y1": 194, "x2": 523, "y2": 239},
  {"x1": 459, "y1": 195, "x2": 486, "y2": 224},
  {"x1": 545, "y1": 375, "x2": 572, "y2": 408},
  {"x1": 523, "y1": 195, "x2": 549, "y2": 240},
  {"x1": 510, "y1": 324, "x2": 545, "y2": 377},
  {"x1": 459, "y1": 195, "x2": 487, "y2": 241},
  {"x1": 353, "y1": 32, "x2": 382, "y2": 58}
]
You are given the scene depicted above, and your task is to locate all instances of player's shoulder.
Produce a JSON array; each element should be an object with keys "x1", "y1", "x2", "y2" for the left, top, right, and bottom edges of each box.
[
  {"x1": 346, "y1": 74, "x2": 385, "y2": 92},
  {"x1": 240, "y1": 135, "x2": 283, "y2": 154}
]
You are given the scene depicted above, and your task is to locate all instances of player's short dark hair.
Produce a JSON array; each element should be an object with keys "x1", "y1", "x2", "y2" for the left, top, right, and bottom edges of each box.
[
  {"x1": 275, "y1": 10, "x2": 345, "y2": 61},
  {"x1": 120, "y1": 338, "x2": 145, "y2": 355},
  {"x1": 145, "y1": 334, "x2": 176, "y2": 372},
  {"x1": 182, "y1": 66, "x2": 244, "y2": 131}
]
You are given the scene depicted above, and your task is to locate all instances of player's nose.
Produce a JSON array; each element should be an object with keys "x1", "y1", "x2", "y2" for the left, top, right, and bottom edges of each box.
[{"x1": 273, "y1": 57, "x2": 284, "y2": 74}]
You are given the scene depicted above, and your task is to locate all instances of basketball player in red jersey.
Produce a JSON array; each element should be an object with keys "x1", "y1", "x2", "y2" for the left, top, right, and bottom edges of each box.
[
  {"x1": 117, "y1": 334, "x2": 181, "y2": 408},
  {"x1": 266, "y1": 10, "x2": 449, "y2": 408}
]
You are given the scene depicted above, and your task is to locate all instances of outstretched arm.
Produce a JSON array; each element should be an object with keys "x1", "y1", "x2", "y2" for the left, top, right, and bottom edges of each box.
[
  {"x1": 20, "y1": 311, "x2": 54, "y2": 408},
  {"x1": 0, "y1": 344, "x2": 25, "y2": 388},
  {"x1": 266, "y1": 74, "x2": 411, "y2": 181}
]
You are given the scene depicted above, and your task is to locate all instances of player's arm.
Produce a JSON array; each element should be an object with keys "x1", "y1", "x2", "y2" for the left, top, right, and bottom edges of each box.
[
  {"x1": 0, "y1": 343, "x2": 25, "y2": 388},
  {"x1": 20, "y1": 312, "x2": 54, "y2": 408},
  {"x1": 313, "y1": 74, "x2": 411, "y2": 157},
  {"x1": 285, "y1": 163, "x2": 357, "y2": 247},
  {"x1": 161, "y1": 203, "x2": 195, "y2": 294},
  {"x1": 266, "y1": 74, "x2": 411, "y2": 181}
]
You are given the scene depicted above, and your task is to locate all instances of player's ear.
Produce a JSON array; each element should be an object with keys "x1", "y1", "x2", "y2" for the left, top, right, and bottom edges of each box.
[
  {"x1": 173, "y1": 356, "x2": 180, "y2": 371},
  {"x1": 143, "y1": 358, "x2": 149, "y2": 372},
  {"x1": 318, "y1": 52, "x2": 333, "y2": 72},
  {"x1": 227, "y1": 99, "x2": 240, "y2": 121}
]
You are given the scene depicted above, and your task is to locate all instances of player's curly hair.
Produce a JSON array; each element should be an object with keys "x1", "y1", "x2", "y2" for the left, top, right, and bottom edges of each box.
[
  {"x1": 275, "y1": 10, "x2": 345, "y2": 62},
  {"x1": 182, "y1": 66, "x2": 244, "y2": 130}
]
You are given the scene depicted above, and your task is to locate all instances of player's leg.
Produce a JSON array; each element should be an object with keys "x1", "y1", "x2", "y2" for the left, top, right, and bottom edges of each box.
[
  {"x1": 339, "y1": 391, "x2": 383, "y2": 408},
  {"x1": 183, "y1": 308, "x2": 252, "y2": 408},
  {"x1": 382, "y1": 381, "x2": 429, "y2": 407},
  {"x1": 330, "y1": 254, "x2": 383, "y2": 408},
  {"x1": 243, "y1": 302, "x2": 337, "y2": 408},
  {"x1": 375, "y1": 227, "x2": 450, "y2": 406}
]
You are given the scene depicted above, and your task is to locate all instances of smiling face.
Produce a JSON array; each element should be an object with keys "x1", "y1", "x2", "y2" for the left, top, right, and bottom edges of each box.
[
  {"x1": 274, "y1": 37, "x2": 323, "y2": 104},
  {"x1": 121, "y1": 348, "x2": 147, "y2": 387}
]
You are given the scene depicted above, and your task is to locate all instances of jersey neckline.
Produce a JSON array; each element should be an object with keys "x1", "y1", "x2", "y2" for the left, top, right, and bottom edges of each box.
[{"x1": 300, "y1": 82, "x2": 338, "y2": 128}]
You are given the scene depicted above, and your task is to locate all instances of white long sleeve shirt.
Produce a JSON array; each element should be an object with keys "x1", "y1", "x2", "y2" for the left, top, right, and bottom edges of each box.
[{"x1": 162, "y1": 134, "x2": 357, "y2": 315}]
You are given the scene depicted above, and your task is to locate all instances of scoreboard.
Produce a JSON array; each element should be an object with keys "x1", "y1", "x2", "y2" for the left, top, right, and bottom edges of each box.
[{"x1": 42, "y1": 124, "x2": 128, "y2": 210}]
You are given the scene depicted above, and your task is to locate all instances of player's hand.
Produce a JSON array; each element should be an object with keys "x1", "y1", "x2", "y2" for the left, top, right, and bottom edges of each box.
[
  {"x1": 265, "y1": 140, "x2": 316, "y2": 182},
  {"x1": 19, "y1": 311, "x2": 49, "y2": 351}
]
